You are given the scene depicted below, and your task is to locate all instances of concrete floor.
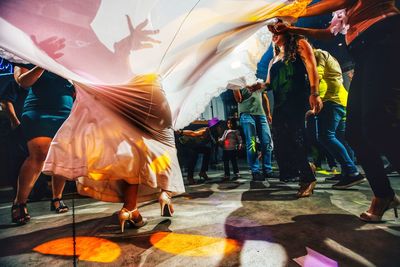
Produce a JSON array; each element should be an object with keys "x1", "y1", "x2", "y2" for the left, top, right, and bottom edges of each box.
[{"x1": 0, "y1": 165, "x2": 399, "y2": 267}]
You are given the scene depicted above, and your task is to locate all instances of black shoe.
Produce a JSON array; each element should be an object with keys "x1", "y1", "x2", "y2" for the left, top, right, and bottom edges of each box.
[
  {"x1": 252, "y1": 172, "x2": 264, "y2": 181},
  {"x1": 199, "y1": 172, "x2": 209, "y2": 180},
  {"x1": 325, "y1": 174, "x2": 342, "y2": 182},
  {"x1": 233, "y1": 173, "x2": 241, "y2": 179},
  {"x1": 187, "y1": 176, "x2": 196, "y2": 185},
  {"x1": 332, "y1": 174, "x2": 366, "y2": 189},
  {"x1": 279, "y1": 176, "x2": 299, "y2": 183},
  {"x1": 263, "y1": 171, "x2": 279, "y2": 179},
  {"x1": 221, "y1": 176, "x2": 230, "y2": 182},
  {"x1": 51, "y1": 198, "x2": 69, "y2": 213},
  {"x1": 11, "y1": 203, "x2": 30, "y2": 225}
]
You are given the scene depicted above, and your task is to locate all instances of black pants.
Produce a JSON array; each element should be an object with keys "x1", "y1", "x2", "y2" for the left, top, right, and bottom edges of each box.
[
  {"x1": 273, "y1": 118, "x2": 316, "y2": 183},
  {"x1": 223, "y1": 150, "x2": 239, "y2": 176},
  {"x1": 346, "y1": 15, "x2": 400, "y2": 198},
  {"x1": 187, "y1": 146, "x2": 211, "y2": 178}
]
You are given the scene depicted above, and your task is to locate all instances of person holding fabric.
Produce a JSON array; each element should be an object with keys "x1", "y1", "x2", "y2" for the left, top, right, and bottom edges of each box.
[
  {"x1": 256, "y1": 29, "x2": 323, "y2": 198},
  {"x1": 11, "y1": 64, "x2": 74, "y2": 225},
  {"x1": 233, "y1": 84, "x2": 273, "y2": 186},
  {"x1": 313, "y1": 48, "x2": 365, "y2": 189},
  {"x1": 271, "y1": 0, "x2": 400, "y2": 222}
]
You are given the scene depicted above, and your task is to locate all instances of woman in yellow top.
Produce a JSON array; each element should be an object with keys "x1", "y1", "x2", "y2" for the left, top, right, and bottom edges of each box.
[
  {"x1": 313, "y1": 48, "x2": 365, "y2": 189},
  {"x1": 271, "y1": 0, "x2": 400, "y2": 222}
]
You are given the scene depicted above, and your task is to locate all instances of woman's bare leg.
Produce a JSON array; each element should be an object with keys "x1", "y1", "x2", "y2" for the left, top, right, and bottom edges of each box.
[
  {"x1": 52, "y1": 175, "x2": 67, "y2": 209},
  {"x1": 123, "y1": 183, "x2": 139, "y2": 210},
  {"x1": 14, "y1": 137, "x2": 52, "y2": 204}
]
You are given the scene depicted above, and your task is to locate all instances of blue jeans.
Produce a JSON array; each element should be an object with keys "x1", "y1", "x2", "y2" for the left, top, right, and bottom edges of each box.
[
  {"x1": 318, "y1": 101, "x2": 358, "y2": 175},
  {"x1": 240, "y1": 114, "x2": 273, "y2": 174}
]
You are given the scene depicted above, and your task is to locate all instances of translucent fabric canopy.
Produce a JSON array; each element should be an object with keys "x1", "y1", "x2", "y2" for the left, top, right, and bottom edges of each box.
[{"x1": 0, "y1": 0, "x2": 310, "y2": 128}]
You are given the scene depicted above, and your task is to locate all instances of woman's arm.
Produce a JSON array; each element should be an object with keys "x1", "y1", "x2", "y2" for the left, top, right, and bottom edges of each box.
[
  {"x1": 14, "y1": 65, "x2": 44, "y2": 89},
  {"x1": 181, "y1": 127, "x2": 207, "y2": 137},
  {"x1": 297, "y1": 39, "x2": 323, "y2": 113},
  {"x1": 287, "y1": 26, "x2": 334, "y2": 40},
  {"x1": 4, "y1": 101, "x2": 20, "y2": 129},
  {"x1": 262, "y1": 93, "x2": 272, "y2": 124},
  {"x1": 302, "y1": 0, "x2": 356, "y2": 17},
  {"x1": 273, "y1": 23, "x2": 334, "y2": 40},
  {"x1": 233, "y1": 90, "x2": 242, "y2": 103}
]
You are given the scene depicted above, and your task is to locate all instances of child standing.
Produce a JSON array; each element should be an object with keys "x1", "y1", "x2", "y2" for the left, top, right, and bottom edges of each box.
[{"x1": 219, "y1": 119, "x2": 242, "y2": 181}]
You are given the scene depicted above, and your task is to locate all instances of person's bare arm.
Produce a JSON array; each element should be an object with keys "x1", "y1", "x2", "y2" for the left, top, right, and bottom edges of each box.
[
  {"x1": 233, "y1": 90, "x2": 242, "y2": 103},
  {"x1": 288, "y1": 26, "x2": 334, "y2": 40},
  {"x1": 4, "y1": 101, "x2": 20, "y2": 129},
  {"x1": 14, "y1": 65, "x2": 44, "y2": 89},
  {"x1": 297, "y1": 39, "x2": 323, "y2": 113},
  {"x1": 273, "y1": 23, "x2": 334, "y2": 40},
  {"x1": 262, "y1": 93, "x2": 272, "y2": 124},
  {"x1": 181, "y1": 127, "x2": 207, "y2": 137},
  {"x1": 302, "y1": 0, "x2": 356, "y2": 17}
]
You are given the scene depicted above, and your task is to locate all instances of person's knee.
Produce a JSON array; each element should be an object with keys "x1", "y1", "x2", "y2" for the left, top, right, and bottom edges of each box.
[
  {"x1": 28, "y1": 148, "x2": 48, "y2": 164},
  {"x1": 318, "y1": 137, "x2": 334, "y2": 152}
]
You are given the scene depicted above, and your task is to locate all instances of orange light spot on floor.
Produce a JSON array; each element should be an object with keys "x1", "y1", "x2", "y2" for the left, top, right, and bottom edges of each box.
[
  {"x1": 33, "y1": 237, "x2": 120, "y2": 263},
  {"x1": 150, "y1": 232, "x2": 240, "y2": 257},
  {"x1": 150, "y1": 153, "x2": 171, "y2": 174}
]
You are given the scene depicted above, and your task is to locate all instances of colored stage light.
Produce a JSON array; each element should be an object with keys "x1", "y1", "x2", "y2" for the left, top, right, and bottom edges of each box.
[
  {"x1": 33, "y1": 237, "x2": 121, "y2": 263},
  {"x1": 150, "y1": 232, "x2": 240, "y2": 257}
]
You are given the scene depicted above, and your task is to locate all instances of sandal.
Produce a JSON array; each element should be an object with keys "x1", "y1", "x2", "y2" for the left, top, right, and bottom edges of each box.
[
  {"x1": 11, "y1": 203, "x2": 30, "y2": 225},
  {"x1": 50, "y1": 198, "x2": 69, "y2": 213}
]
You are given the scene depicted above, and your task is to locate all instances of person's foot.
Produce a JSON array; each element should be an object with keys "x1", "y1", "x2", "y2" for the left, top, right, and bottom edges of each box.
[
  {"x1": 279, "y1": 175, "x2": 299, "y2": 183},
  {"x1": 233, "y1": 173, "x2": 241, "y2": 179},
  {"x1": 297, "y1": 181, "x2": 317, "y2": 198},
  {"x1": 332, "y1": 174, "x2": 366, "y2": 189},
  {"x1": 221, "y1": 176, "x2": 230, "y2": 182},
  {"x1": 359, "y1": 195, "x2": 400, "y2": 222},
  {"x1": 252, "y1": 172, "x2": 264, "y2": 181},
  {"x1": 50, "y1": 198, "x2": 69, "y2": 213},
  {"x1": 328, "y1": 167, "x2": 340, "y2": 174},
  {"x1": 187, "y1": 176, "x2": 196, "y2": 185},
  {"x1": 11, "y1": 203, "x2": 30, "y2": 225},
  {"x1": 199, "y1": 172, "x2": 209, "y2": 180},
  {"x1": 159, "y1": 191, "x2": 174, "y2": 217},
  {"x1": 118, "y1": 208, "x2": 147, "y2": 233},
  {"x1": 385, "y1": 163, "x2": 396, "y2": 174},
  {"x1": 325, "y1": 174, "x2": 342, "y2": 182},
  {"x1": 263, "y1": 171, "x2": 279, "y2": 179}
]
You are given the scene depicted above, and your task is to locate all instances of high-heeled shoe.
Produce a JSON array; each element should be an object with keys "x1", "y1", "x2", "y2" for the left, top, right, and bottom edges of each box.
[
  {"x1": 118, "y1": 208, "x2": 147, "y2": 233},
  {"x1": 359, "y1": 195, "x2": 400, "y2": 223},
  {"x1": 159, "y1": 191, "x2": 174, "y2": 217},
  {"x1": 296, "y1": 181, "x2": 317, "y2": 198},
  {"x1": 11, "y1": 203, "x2": 30, "y2": 225},
  {"x1": 50, "y1": 198, "x2": 69, "y2": 213}
]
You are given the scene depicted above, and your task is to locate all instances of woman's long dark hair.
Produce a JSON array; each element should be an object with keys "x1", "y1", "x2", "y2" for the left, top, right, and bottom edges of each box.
[{"x1": 274, "y1": 33, "x2": 305, "y2": 63}]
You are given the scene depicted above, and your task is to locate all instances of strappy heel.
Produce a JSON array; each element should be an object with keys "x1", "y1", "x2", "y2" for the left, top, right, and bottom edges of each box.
[
  {"x1": 11, "y1": 203, "x2": 30, "y2": 225},
  {"x1": 360, "y1": 195, "x2": 400, "y2": 223},
  {"x1": 118, "y1": 208, "x2": 147, "y2": 233},
  {"x1": 159, "y1": 191, "x2": 174, "y2": 217},
  {"x1": 50, "y1": 198, "x2": 69, "y2": 213}
]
